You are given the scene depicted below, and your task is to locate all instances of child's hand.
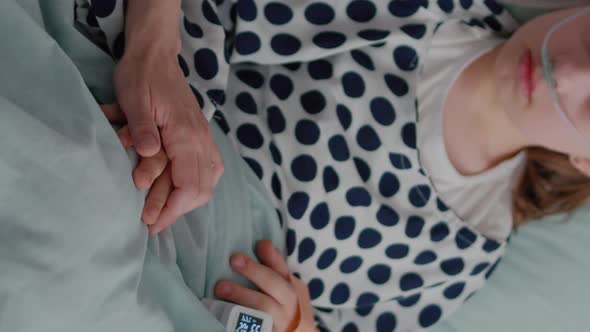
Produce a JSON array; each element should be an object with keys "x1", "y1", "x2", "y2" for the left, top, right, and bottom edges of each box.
[
  {"x1": 100, "y1": 104, "x2": 179, "y2": 234},
  {"x1": 214, "y1": 240, "x2": 317, "y2": 332}
]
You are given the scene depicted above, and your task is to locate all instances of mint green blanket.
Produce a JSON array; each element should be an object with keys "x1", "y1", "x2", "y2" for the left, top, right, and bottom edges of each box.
[{"x1": 0, "y1": 1, "x2": 283, "y2": 331}]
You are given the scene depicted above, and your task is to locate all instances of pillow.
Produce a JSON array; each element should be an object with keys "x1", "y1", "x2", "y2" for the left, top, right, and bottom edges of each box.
[{"x1": 433, "y1": 2, "x2": 590, "y2": 331}]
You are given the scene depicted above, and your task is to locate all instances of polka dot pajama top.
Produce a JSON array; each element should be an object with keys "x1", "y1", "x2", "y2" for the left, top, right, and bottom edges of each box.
[{"x1": 77, "y1": 0, "x2": 519, "y2": 330}]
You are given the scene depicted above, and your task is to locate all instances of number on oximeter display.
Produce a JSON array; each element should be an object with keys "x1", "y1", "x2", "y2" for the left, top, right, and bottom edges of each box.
[{"x1": 234, "y1": 313, "x2": 264, "y2": 332}]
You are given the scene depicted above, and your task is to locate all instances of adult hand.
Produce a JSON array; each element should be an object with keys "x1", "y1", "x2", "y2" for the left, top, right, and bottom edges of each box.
[
  {"x1": 113, "y1": 50, "x2": 224, "y2": 234},
  {"x1": 100, "y1": 103, "x2": 212, "y2": 234},
  {"x1": 215, "y1": 240, "x2": 318, "y2": 332}
]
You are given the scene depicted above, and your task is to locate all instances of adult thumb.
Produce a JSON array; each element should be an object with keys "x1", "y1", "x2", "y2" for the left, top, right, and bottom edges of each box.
[{"x1": 125, "y1": 106, "x2": 161, "y2": 157}]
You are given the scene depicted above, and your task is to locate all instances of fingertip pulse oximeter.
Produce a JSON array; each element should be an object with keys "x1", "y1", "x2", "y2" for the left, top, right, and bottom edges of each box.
[{"x1": 202, "y1": 298, "x2": 273, "y2": 332}]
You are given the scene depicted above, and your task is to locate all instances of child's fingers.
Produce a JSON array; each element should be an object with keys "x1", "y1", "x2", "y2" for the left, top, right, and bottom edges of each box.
[
  {"x1": 230, "y1": 253, "x2": 298, "y2": 312},
  {"x1": 133, "y1": 149, "x2": 169, "y2": 190},
  {"x1": 117, "y1": 126, "x2": 133, "y2": 149},
  {"x1": 142, "y1": 165, "x2": 173, "y2": 226},
  {"x1": 256, "y1": 240, "x2": 290, "y2": 280},
  {"x1": 99, "y1": 103, "x2": 127, "y2": 125},
  {"x1": 214, "y1": 280, "x2": 284, "y2": 323}
]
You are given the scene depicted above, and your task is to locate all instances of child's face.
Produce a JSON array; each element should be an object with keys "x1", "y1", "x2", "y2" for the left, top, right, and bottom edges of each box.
[{"x1": 495, "y1": 7, "x2": 590, "y2": 157}]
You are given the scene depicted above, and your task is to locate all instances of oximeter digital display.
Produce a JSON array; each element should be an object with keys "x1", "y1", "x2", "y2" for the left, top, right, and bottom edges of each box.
[{"x1": 202, "y1": 298, "x2": 273, "y2": 332}]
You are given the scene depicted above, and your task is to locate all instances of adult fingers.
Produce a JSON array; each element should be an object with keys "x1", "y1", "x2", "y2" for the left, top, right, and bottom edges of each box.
[
  {"x1": 210, "y1": 145, "x2": 224, "y2": 187},
  {"x1": 230, "y1": 253, "x2": 298, "y2": 311},
  {"x1": 120, "y1": 94, "x2": 161, "y2": 157},
  {"x1": 117, "y1": 126, "x2": 133, "y2": 149},
  {"x1": 143, "y1": 165, "x2": 173, "y2": 226},
  {"x1": 99, "y1": 103, "x2": 126, "y2": 125},
  {"x1": 214, "y1": 280, "x2": 284, "y2": 323},
  {"x1": 148, "y1": 188, "x2": 191, "y2": 235},
  {"x1": 256, "y1": 240, "x2": 290, "y2": 280},
  {"x1": 132, "y1": 149, "x2": 169, "y2": 190}
]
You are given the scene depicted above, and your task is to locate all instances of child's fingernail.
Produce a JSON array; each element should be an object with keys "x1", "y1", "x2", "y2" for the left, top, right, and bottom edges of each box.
[
  {"x1": 218, "y1": 283, "x2": 231, "y2": 296},
  {"x1": 232, "y1": 255, "x2": 246, "y2": 269}
]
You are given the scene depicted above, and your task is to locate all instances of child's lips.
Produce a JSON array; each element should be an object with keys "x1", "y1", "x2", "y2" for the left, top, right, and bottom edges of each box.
[{"x1": 518, "y1": 49, "x2": 535, "y2": 101}]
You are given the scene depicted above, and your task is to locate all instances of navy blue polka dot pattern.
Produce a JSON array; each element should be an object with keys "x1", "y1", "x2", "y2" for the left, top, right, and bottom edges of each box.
[
  {"x1": 376, "y1": 312, "x2": 397, "y2": 331},
  {"x1": 92, "y1": 0, "x2": 116, "y2": 18},
  {"x1": 438, "y1": 0, "x2": 455, "y2": 13},
  {"x1": 336, "y1": 104, "x2": 352, "y2": 130},
  {"x1": 237, "y1": 0, "x2": 257, "y2": 21},
  {"x1": 298, "y1": 237, "x2": 316, "y2": 263},
  {"x1": 389, "y1": 152, "x2": 412, "y2": 169},
  {"x1": 376, "y1": 205, "x2": 399, "y2": 227},
  {"x1": 388, "y1": 0, "x2": 428, "y2": 18},
  {"x1": 400, "y1": 272, "x2": 424, "y2": 291},
  {"x1": 317, "y1": 248, "x2": 338, "y2": 269},
  {"x1": 379, "y1": 172, "x2": 400, "y2": 198},
  {"x1": 409, "y1": 185, "x2": 430, "y2": 207},
  {"x1": 236, "y1": 92, "x2": 257, "y2": 114},
  {"x1": 291, "y1": 154, "x2": 317, "y2": 182},
  {"x1": 286, "y1": 229, "x2": 296, "y2": 256},
  {"x1": 264, "y1": 2, "x2": 293, "y2": 25},
  {"x1": 178, "y1": 55, "x2": 190, "y2": 77},
  {"x1": 296, "y1": 119, "x2": 321, "y2": 145},
  {"x1": 397, "y1": 293, "x2": 421, "y2": 307},
  {"x1": 328, "y1": 135, "x2": 350, "y2": 161},
  {"x1": 300, "y1": 90, "x2": 326, "y2": 114},
  {"x1": 347, "y1": 0, "x2": 377, "y2": 22},
  {"x1": 308, "y1": 60, "x2": 333, "y2": 80},
  {"x1": 342, "y1": 72, "x2": 366, "y2": 98},
  {"x1": 269, "y1": 141, "x2": 282, "y2": 165},
  {"x1": 271, "y1": 173, "x2": 282, "y2": 199},
  {"x1": 236, "y1": 69, "x2": 264, "y2": 88},
  {"x1": 440, "y1": 257, "x2": 465, "y2": 276},
  {"x1": 313, "y1": 32, "x2": 347, "y2": 49},
  {"x1": 419, "y1": 305, "x2": 443, "y2": 329},
  {"x1": 353, "y1": 158, "x2": 371, "y2": 182},
  {"x1": 401, "y1": 23, "x2": 427, "y2": 39},
  {"x1": 393, "y1": 45, "x2": 419, "y2": 71},
  {"x1": 202, "y1": 0, "x2": 221, "y2": 25},
  {"x1": 384, "y1": 73, "x2": 409, "y2": 97},
  {"x1": 357, "y1": 29, "x2": 390, "y2": 41},
  {"x1": 266, "y1": 106, "x2": 286, "y2": 133},
  {"x1": 370, "y1": 97, "x2": 396, "y2": 126},
  {"x1": 323, "y1": 166, "x2": 340, "y2": 192},
  {"x1": 470, "y1": 262, "x2": 490, "y2": 276},
  {"x1": 305, "y1": 3, "x2": 335, "y2": 25},
  {"x1": 287, "y1": 192, "x2": 310, "y2": 219},
  {"x1": 270, "y1": 74, "x2": 294, "y2": 100},
  {"x1": 331, "y1": 283, "x2": 351, "y2": 305},
  {"x1": 184, "y1": 17, "x2": 204, "y2": 38},
  {"x1": 430, "y1": 222, "x2": 451, "y2": 242},
  {"x1": 311, "y1": 202, "x2": 330, "y2": 230},
  {"x1": 358, "y1": 228, "x2": 382, "y2": 249},
  {"x1": 271, "y1": 33, "x2": 302, "y2": 56},
  {"x1": 342, "y1": 322, "x2": 359, "y2": 332},
  {"x1": 340, "y1": 256, "x2": 363, "y2": 274},
  {"x1": 367, "y1": 264, "x2": 391, "y2": 285},
  {"x1": 334, "y1": 216, "x2": 356, "y2": 240},
  {"x1": 356, "y1": 126, "x2": 382, "y2": 151},
  {"x1": 385, "y1": 243, "x2": 409, "y2": 259},
  {"x1": 461, "y1": 0, "x2": 474, "y2": 9},
  {"x1": 308, "y1": 278, "x2": 325, "y2": 300},
  {"x1": 414, "y1": 250, "x2": 437, "y2": 265},
  {"x1": 443, "y1": 282, "x2": 466, "y2": 299},
  {"x1": 350, "y1": 50, "x2": 375, "y2": 71},
  {"x1": 405, "y1": 215, "x2": 425, "y2": 238},
  {"x1": 236, "y1": 123, "x2": 264, "y2": 149},
  {"x1": 235, "y1": 31, "x2": 261, "y2": 55},
  {"x1": 456, "y1": 227, "x2": 477, "y2": 249},
  {"x1": 243, "y1": 157, "x2": 263, "y2": 179},
  {"x1": 346, "y1": 187, "x2": 372, "y2": 207}
]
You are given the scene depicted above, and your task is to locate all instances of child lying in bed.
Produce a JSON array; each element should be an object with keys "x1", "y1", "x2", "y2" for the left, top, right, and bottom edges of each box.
[{"x1": 86, "y1": 1, "x2": 590, "y2": 331}]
